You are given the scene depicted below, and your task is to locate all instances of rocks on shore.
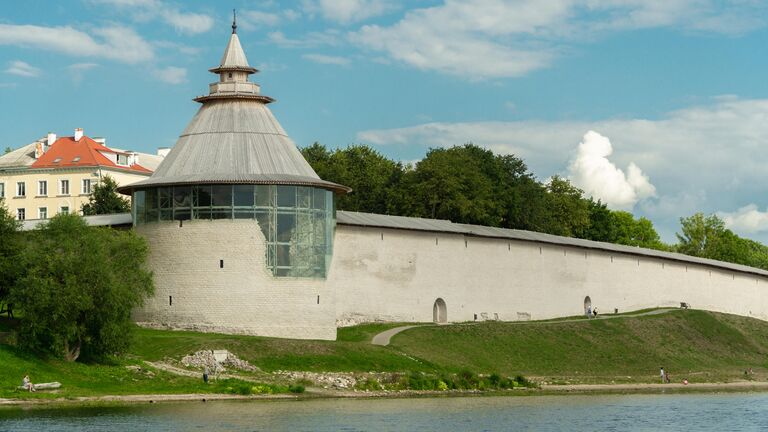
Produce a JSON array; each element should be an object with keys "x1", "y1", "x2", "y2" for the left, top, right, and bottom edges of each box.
[{"x1": 181, "y1": 350, "x2": 260, "y2": 373}]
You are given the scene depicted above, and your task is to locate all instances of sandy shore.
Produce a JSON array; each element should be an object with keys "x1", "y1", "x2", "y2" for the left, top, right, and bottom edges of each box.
[{"x1": 2, "y1": 380, "x2": 768, "y2": 407}]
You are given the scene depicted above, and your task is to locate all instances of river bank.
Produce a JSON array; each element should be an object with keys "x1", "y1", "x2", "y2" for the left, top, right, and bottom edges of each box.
[{"x1": 4, "y1": 380, "x2": 768, "y2": 408}]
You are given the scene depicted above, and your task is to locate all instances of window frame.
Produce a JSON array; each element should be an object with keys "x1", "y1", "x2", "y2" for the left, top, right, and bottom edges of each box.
[
  {"x1": 38, "y1": 207, "x2": 47, "y2": 219},
  {"x1": 59, "y1": 179, "x2": 70, "y2": 195},
  {"x1": 81, "y1": 178, "x2": 92, "y2": 195},
  {"x1": 38, "y1": 180, "x2": 47, "y2": 196},
  {"x1": 16, "y1": 181, "x2": 25, "y2": 197},
  {"x1": 17, "y1": 208, "x2": 25, "y2": 221}
]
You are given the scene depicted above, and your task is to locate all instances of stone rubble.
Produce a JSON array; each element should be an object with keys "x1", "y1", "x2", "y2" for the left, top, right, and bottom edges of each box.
[{"x1": 180, "y1": 350, "x2": 260, "y2": 373}]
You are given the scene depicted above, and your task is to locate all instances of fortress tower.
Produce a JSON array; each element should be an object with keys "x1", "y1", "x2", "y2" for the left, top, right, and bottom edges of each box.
[{"x1": 120, "y1": 17, "x2": 349, "y2": 339}]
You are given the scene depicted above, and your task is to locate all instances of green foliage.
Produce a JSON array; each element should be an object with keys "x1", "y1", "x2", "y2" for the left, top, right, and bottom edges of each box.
[
  {"x1": 302, "y1": 143, "x2": 405, "y2": 214},
  {"x1": 288, "y1": 384, "x2": 306, "y2": 393},
  {"x1": 676, "y1": 213, "x2": 768, "y2": 270},
  {"x1": 0, "y1": 198, "x2": 22, "y2": 306},
  {"x1": 3, "y1": 146, "x2": 11, "y2": 155},
  {"x1": 81, "y1": 175, "x2": 131, "y2": 216},
  {"x1": 10, "y1": 214, "x2": 154, "y2": 361},
  {"x1": 355, "y1": 377, "x2": 382, "y2": 391},
  {"x1": 543, "y1": 176, "x2": 590, "y2": 237}
]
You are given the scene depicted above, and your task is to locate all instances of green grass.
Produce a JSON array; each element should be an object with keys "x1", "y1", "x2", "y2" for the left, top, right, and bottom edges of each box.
[
  {"x1": 3, "y1": 308, "x2": 768, "y2": 399},
  {"x1": 0, "y1": 344, "x2": 267, "y2": 400},
  {"x1": 390, "y1": 309, "x2": 768, "y2": 383},
  {"x1": 130, "y1": 327, "x2": 434, "y2": 373}
]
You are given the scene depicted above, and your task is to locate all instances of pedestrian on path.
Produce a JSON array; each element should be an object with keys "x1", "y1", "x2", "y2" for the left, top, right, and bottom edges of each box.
[{"x1": 660, "y1": 367, "x2": 665, "y2": 383}]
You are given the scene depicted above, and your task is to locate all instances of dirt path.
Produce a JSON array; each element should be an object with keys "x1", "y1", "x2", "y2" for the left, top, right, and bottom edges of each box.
[{"x1": 371, "y1": 308, "x2": 680, "y2": 346}]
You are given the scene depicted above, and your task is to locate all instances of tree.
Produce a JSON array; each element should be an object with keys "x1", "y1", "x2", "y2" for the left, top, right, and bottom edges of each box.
[
  {"x1": 542, "y1": 176, "x2": 590, "y2": 237},
  {"x1": 676, "y1": 213, "x2": 726, "y2": 257},
  {"x1": 81, "y1": 175, "x2": 131, "y2": 215},
  {"x1": 0, "y1": 198, "x2": 22, "y2": 309},
  {"x1": 408, "y1": 144, "x2": 503, "y2": 226},
  {"x1": 3, "y1": 146, "x2": 11, "y2": 155},
  {"x1": 11, "y1": 214, "x2": 154, "y2": 361},
  {"x1": 301, "y1": 143, "x2": 406, "y2": 215}
]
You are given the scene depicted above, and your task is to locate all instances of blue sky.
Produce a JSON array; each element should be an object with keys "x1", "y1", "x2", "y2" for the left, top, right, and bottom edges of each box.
[{"x1": 2, "y1": 0, "x2": 768, "y2": 243}]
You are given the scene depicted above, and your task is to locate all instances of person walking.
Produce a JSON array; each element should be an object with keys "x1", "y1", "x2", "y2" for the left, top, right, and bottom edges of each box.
[
  {"x1": 587, "y1": 306, "x2": 592, "y2": 318},
  {"x1": 593, "y1": 307, "x2": 599, "y2": 318},
  {"x1": 203, "y1": 366, "x2": 209, "y2": 384},
  {"x1": 660, "y1": 367, "x2": 665, "y2": 383}
]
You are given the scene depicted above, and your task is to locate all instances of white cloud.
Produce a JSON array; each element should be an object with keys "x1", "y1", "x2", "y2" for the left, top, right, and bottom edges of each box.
[
  {"x1": 356, "y1": 97, "x2": 768, "y2": 238},
  {"x1": 5, "y1": 60, "x2": 41, "y2": 77},
  {"x1": 567, "y1": 130, "x2": 655, "y2": 209},
  {"x1": 237, "y1": 9, "x2": 301, "y2": 31},
  {"x1": 239, "y1": 11, "x2": 282, "y2": 29},
  {"x1": 268, "y1": 30, "x2": 341, "y2": 48},
  {"x1": 304, "y1": 0, "x2": 396, "y2": 24},
  {"x1": 90, "y1": 0, "x2": 213, "y2": 34},
  {"x1": 153, "y1": 66, "x2": 187, "y2": 84},
  {"x1": 350, "y1": 0, "x2": 767, "y2": 79},
  {"x1": 160, "y1": 9, "x2": 213, "y2": 34},
  {"x1": 0, "y1": 24, "x2": 154, "y2": 63},
  {"x1": 721, "y1": 205, "x2": 768, "y2": 234},
  {"x1": 67, "y1": 63, "x2": 99, "y2": 83},
  {"x1": 303, "y1": 53, "x2": 350, "y2": 65}
]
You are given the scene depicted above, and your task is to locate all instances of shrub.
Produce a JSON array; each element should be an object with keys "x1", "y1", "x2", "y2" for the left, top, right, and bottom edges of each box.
[
  {"x1": 355, "y1": 377, "x2": 382, "y2": 391},
  {"x1": 288, "y1": 384, "x2": 305, "y2": 394}
]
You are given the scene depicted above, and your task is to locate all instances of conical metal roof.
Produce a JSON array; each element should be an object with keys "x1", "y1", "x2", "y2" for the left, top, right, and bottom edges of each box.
[{"x1": 120, "y1": 26, "x2": 349, "y2": 194}]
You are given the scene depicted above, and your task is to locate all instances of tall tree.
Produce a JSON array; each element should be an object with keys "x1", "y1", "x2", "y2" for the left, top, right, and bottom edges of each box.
[
  {"x1": 542, "y1": 176, "x2": 590, "y2": 237},
  {"x1": 0, "y1": 198, "x2": 22, "y2": 308},
  {"x1": 11, "y1": 214, "x2": 154, "y2": 361},
  {"x1": 409, "y1": 144, "x2": 502, "y2": 226},
  {"x1": 81, "y1": 175, "x2": 131, "y2": 215},
  {"x1": 301, "y1": 144, "x2": 405, "y2": 215},
  {"x1": 676, "y1": 213, "x2": 726, "y2": 257}
]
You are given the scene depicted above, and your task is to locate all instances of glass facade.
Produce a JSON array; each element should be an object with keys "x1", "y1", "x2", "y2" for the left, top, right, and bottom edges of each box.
[{"x1": 132, "y1": 184, "x2": 335, "y2": 279}]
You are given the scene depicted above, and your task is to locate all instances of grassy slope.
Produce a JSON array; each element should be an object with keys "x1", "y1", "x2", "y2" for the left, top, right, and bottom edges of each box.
[
  {"x1": 3, "y1": 309, "x2": 768, "y2": 399},
  {"x1": 130, "y1": 322, "x2": 431, "y2": 373},
  {"x1": 391, "y1": 310, "x2": 768, "y2": 382}
]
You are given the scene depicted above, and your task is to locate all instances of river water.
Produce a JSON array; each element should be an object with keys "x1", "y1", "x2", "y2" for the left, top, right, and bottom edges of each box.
[{"x1": 1, "y1": 393, "x2": 767, "y2": 431}]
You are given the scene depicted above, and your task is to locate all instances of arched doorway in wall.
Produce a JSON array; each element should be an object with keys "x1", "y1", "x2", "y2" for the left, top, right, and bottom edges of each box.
[
  {"x1": 433, "y1": 298, "x2": 447, "y2": 323},
  {"x1": 584, "y1": 296, "x2": 592, "y2": 316}
]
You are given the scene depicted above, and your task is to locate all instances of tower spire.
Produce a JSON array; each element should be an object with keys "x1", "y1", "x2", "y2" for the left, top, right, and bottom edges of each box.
[{"x1": 232, "y1": 9, "x2": 237, "y2": 34}]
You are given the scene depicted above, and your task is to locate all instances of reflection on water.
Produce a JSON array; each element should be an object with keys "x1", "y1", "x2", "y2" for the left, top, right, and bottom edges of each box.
[{"x1": 1, "y1": 393, "x2": 766, "y2": 431}]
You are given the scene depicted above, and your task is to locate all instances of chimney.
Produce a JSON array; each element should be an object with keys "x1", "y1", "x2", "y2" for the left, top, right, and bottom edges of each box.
[
  {"x1": 93, "y1": 137, "x2": 106, "y2": 146},
  {"x1": 74, "y1": 128, "x2": 84, "y2": 141},
  {"x1": 157, "y1": 147, "x2": 171, "y2": 158},
  {"x1": 47, "y1": 132, "x2": 57, "y2": 146}
]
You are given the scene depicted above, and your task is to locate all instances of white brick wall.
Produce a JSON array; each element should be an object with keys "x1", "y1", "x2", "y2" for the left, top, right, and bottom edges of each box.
[
  {"x1": 330, "y1": 225, "x2": 768, "y2": 326},
  {"x1": 134, "y1": 220, "x2": 768, "y2": 341},
  {"x1": 135, "y1": 219, "x2": 336, "y2": 340}
]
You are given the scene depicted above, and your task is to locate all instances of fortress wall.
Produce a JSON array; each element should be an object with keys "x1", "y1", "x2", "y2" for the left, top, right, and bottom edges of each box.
[
  {"x1": 331, "y1": 224, "x2": 768, "y2": 326},
  {"x1": 134, "y1": 219, "x2": 336, "y2": 340}
]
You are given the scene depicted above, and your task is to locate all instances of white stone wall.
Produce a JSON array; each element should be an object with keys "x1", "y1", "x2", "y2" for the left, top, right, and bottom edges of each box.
[
  {"x1": 134, "y1": 220, "x2": 768, "y2": 341},
  {"x1": 330, "y1": 225, "x2": 768, "y2": 326},
  {"x1": 134, "y1": 219, "x2": 336, "y2": 340}
]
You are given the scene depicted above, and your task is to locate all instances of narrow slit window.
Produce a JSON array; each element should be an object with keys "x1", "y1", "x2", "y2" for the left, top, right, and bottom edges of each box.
[{"x1": 220, "y1": 259, "x2": 224, "y2": 268}]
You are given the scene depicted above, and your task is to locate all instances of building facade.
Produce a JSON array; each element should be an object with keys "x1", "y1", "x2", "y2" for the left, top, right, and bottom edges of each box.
[
  {"x1": 0, "y1": 130, "x2": 163, "y2": 220},
  {"x1": 122, "y1": 22, "x2": 768, "y2": 341}
]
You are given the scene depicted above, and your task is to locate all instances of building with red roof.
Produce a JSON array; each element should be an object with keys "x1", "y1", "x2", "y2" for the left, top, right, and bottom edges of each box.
[{"x1": 0, "y1": 128, "x2": 165, "y2": 221}]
